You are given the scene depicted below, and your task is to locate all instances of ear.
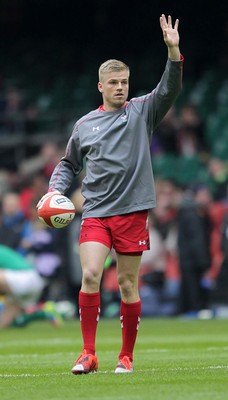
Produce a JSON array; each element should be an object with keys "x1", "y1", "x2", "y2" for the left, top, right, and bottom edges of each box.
[{"x1": 98, "y1": 82, "x2": 103, "y2": 93}]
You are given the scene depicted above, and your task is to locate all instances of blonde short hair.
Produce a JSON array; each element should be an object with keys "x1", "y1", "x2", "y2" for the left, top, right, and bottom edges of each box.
[{"x1": 98, "y1": 59, "x2": 130, "y2": 82}]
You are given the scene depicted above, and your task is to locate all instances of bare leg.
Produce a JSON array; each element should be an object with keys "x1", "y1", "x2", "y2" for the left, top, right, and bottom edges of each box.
[
  {"x1": 116, "y1": 253, "x2": 141, "y2": 303},
  {"x1": 80, "y1": 241, "x2": 110, "y2": 293}
]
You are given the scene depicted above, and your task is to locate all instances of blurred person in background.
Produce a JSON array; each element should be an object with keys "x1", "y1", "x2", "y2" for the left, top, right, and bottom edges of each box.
[
  {"x1": 139, "y1": 218, "x2": 167, "y2": 316},
  {"x1": 0, "y1": 170, "x2": 11, "y2": 198},
  {"x1": 151, "y1": 106, "x2": 179, "y2": 155},
  {"x1": 19, "y1": 141, "x2": 65, "y2": 180},
  {"x1": 0, "y1": 244, "x2": 50, "y2": 328},
  {"x1": 177, "y1": 184, "x2": 213, "y2": 317},
  {"x1": 211, "y1": 209, "x2": 228, "y2": 312},
  {"x1": 177, "y1": 103, "x2": 206, "y2": 157},
  {"x1": 3, "y1": 86, "x2": 25, "y2": 135},
  {"x1": 150, "y1": 179, "x2": 182, "y2": 313},
  {"x1": 22, "y1": 199, "x2": 63, "y2": 301},
  {"x1": 208, "y1": 158, "x2": 228, "y2": 201},
  {"x1": 19, "y1": 173, "x2": 49, "y2": 219},
  {"x1": 152, "y1": 179, "x2": 181, "y2": 240},
  {"x1": 0, "y1": 191, "x2": 31, "y2": 255}
]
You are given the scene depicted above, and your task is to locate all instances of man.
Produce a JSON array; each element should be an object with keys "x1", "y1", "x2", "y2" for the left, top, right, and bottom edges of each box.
[{"x1": 38, "y1": 14, "x2": 183, "y2": 373}]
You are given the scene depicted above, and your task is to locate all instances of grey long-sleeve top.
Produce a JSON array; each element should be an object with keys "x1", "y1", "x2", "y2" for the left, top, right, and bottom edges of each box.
[{"x1": 49, "y1": 58, "x2": 183, "y2": 218}]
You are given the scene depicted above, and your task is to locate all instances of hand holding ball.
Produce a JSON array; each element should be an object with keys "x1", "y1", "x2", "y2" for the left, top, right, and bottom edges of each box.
[{"x1": 37, "y1": 193, "x2": 76, "y2": 228}]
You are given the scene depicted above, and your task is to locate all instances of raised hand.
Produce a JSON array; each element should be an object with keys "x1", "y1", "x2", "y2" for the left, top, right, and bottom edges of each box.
[
  {"x1": 160, "y1": 14, "x2": 180, "y2": 60},
  {"x1": 160, "y1": 14, "x2": 180, "y2": 48}
]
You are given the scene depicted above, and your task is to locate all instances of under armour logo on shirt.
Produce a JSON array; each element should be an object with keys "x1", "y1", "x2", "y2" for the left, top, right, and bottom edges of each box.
[
  {"x1": 139, "y1": 240, "x2": 146, "y2": 245},
  {"x1": 93, "y1": 126, "x2": 100, "y2": 131}
]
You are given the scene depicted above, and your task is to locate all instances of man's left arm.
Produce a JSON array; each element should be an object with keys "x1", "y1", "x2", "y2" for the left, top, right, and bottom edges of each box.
[
  {"x1": 150, "y1": 15, "x2": 183, "y2": 130},
  {"x1": 130, "y1": 15, "x2": 183, "y2": 133}
]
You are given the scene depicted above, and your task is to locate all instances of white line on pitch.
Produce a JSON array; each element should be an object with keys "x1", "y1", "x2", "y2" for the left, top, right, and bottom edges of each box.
[{"x1": 0, "y1": 365, "x2": 228, "y2": 378}]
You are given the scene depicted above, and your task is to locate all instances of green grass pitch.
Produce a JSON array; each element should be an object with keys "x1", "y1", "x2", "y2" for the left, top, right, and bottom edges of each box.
[{"x1": 0, "y1": 318, "x2": 228, "y2": 400}]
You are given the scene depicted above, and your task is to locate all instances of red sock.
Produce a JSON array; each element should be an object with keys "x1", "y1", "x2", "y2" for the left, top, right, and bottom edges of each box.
[
  {"x1": 79, "y1": 291, "x2": 100, "y2": 355},
  {"x1": 119, "y1": 300, "x2": 141, "y2": 362}
]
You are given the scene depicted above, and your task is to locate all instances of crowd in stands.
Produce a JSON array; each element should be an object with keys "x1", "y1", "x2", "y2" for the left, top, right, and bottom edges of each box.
[{"x1": 0, "y1": 69, "x2": 228, "y2": 326}]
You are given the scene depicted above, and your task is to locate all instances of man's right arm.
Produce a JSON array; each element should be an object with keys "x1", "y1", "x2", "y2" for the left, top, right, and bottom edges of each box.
[
  {"x1": 49, "y1": 133, "x2": 84, "y2": 194},
  {"x1": 37, "y1": 130, "x2": 84, "y2": 208}
]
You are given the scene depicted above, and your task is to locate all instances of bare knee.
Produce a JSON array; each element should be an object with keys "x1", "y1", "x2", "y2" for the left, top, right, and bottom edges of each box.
[
  {"x1": 82, "y1": 268, "x2": 102, "y2": 292},
  {"x1": 118, "y1": 273, "x2": 138, "y2": 301}
]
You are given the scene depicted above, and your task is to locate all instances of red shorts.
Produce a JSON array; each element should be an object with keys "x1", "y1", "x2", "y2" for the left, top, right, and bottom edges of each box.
[{"x1": 79, "y1": 210, "x2": 150, "y2": 254}]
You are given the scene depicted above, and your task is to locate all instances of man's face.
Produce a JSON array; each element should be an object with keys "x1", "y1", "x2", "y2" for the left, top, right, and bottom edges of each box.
[{"x1": 98, "y1": 70, "x2": 129, "y2": 111}]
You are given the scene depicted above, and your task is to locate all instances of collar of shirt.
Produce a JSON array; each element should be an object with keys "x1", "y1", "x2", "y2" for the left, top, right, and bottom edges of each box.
[{"x1": 99, "y1": 102, "x2": 129, "y2": 112}]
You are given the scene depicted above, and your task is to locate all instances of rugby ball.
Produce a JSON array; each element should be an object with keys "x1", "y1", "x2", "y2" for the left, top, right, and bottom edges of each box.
[{"x1": 37, "y1": 194, "x2": 76, "y2": 228}]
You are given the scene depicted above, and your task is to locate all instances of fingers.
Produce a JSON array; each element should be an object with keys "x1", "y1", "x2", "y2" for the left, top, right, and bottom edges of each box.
[
  {"x1": 160, "y1": 14, "x2": 167, "y2": 30},
  {"x1": 160, "y1": 14, "x2": 179, "y2": 31},
  {"x1": 167, "y1": 15, "x2": 172, "y2": 28},
  {"x1": 174, "y1": 18, "x2": 179, "y2": 31}
]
